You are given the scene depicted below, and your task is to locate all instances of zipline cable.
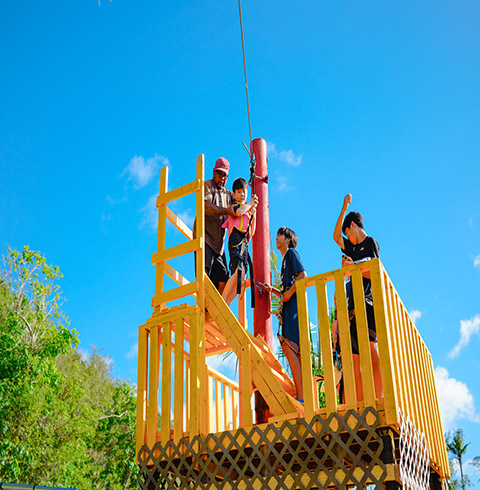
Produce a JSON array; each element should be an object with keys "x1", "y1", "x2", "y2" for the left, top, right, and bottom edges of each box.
[{"x1": 238, "y1": 0, "x2": 253, "y2": 146}]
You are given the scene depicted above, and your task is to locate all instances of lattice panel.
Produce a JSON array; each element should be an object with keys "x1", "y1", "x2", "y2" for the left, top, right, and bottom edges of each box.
[
  {"x1": 398, "y1": 408, "x2": 430, "y2": 490},
  {"x1": 138, "y1": 407, "x2": 386, "y2": 490}
]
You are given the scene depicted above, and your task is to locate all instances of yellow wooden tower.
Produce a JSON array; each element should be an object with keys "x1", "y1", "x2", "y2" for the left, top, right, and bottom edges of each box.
[{"x1": 135, "y1": 155, "x2": 449, "y2": 489}]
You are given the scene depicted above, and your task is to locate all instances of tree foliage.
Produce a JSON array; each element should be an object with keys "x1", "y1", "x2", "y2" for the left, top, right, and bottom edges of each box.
[{"x1": 0, "y1": 247, "x2": 137, "y2": 489}]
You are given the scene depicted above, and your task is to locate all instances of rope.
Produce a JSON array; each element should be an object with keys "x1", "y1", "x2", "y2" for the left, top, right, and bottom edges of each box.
[{"x1": 238, "y1": 0, "x2": 253, "y2": 144}]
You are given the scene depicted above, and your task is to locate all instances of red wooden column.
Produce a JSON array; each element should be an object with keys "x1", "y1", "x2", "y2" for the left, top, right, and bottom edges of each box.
[{"x1": 250, "y1": 137, "x2": 274, "y2": 423}]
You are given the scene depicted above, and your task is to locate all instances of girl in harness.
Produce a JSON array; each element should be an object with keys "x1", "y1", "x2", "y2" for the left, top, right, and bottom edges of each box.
[{"x1": 221, "y1": 178, "x2": 258, "y2": 306}]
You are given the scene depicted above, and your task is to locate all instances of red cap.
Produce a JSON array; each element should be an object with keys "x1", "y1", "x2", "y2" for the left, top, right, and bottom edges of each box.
[{"x1": 214, "y1": 157, "x2": 230, "y2": 175}]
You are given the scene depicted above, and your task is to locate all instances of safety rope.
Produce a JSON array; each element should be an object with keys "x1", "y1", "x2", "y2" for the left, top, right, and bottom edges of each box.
[{"x1": 237, "y1": 0, "x2": 253, "y2": 145}]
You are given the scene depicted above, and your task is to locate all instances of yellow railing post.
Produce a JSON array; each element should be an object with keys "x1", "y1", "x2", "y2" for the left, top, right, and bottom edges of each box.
[
  {"x1": 135, "y1": 326, "x2": 149, "y2": 461},
  {"x1": 315, "y1": 278, "x2": 337, "y2": 415},
  {"x1": 297, "y1": 278, "x2": 315, "y2": 419},
  {"x1": 239, "y1": 343, "x2": 253, "y2": 427},
  {"x1": 334, "y1": 271, "x2": 357, "y2": 409},
  {"x1": 370, "y1": 260, "x2": 398, "y2": 425}
]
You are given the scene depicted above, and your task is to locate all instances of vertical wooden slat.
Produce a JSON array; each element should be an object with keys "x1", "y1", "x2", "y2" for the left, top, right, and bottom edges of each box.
[
  {"x1": 370, "y1": 260, "x2": 398, "y2": 424},
  {"x1": 334, "y1": 271, "x2": 357, "y2": 408},
  {"x1": 297, "y1": 278, "x2": 315, "y2": 419},
  {"x1": 418, "y1": 341, "x2": 439, "y2": 468},
  {"x1": 208, "y1": 376, "x2": 215, "y2": 433},
  {"x1": 394, "y1": 291, "x2": 413, "y2": 421},
  {"x1": 161, "y1": 321, "x2": 172, "y2": 444},
  {"x1": 185, "y1": 360, "x2": 190, "y2": 433},
  {"x1": 173, "y1": 318, "x2": 184, "y2": 443},
  {"x1": 224, "y1": 385, "x2": 230, "y2": 431},
  {"x1": 215, "y1": 379, "x2": 221, "y2": 432},
  {"x1": 153, "y1": 167, "x2": 169, "y2": 307},
  {"x1": 315, "y1": 279, "x2": 337, "y2": 414},
  {"x1": 231, "y1": 387, "x2": 237, "y2": 430},
  {"x1": 402, "y1": 308, "x2": 421, "y2": 428},
  {"x1": 189, "y1": 312, "x2": 199, "y2": 437},
  {"x1": 351, "y1": 268, "x2": 375, "y2": 407},
  {"x1": 195, "y1": 155, "x2": 208, "y2": 434},
  {"x1": 136, "y1": 326, "x2": 149, "y2": 462},
  {"x1": 147, "y1": 325, "x2": 160, "y2": 449},
  {"x1": 384, "y1": 277, "x2": 404, "y2": 411},
  {"x1": 239, "y1": 343, "x2": 252, "y2": 426}
]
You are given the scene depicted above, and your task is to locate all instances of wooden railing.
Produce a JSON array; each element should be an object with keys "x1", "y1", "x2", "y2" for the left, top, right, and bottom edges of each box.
[
  {"x1": 295, "y1": 258, "x2": 449, "y2": 478},
  {"x1": 208, "y1": 366, "x2": 240, "y2": 433}
]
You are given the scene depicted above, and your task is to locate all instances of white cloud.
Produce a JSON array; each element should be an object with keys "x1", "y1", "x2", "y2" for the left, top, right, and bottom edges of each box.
[
  {"x1": 277, "y1": 175, "x2": 294, "y2": 192},
  {"x1": 267, "y1": 141, "x2": 302, "y2": 167},
  {"x1": 448, "y1": 314, "x2": 480, "y2": 359},
  {"x1": 140, "y1": 194, "x2": 158, "y2": 231},
  {"x1": 409, "y1": 309, "x2": 422, "y2": 323},
  {"x1": 279, "y1": 149, "x2": 302, "y2": 167},
  {"x1": 121, "y1": 153, "x2": 169, "y2": 189},
  {"x1": 469, "y1": 217, "x2": 474, "y2": 228},
  {"x1": 473, "y1": 255, "x2": 480, "y2": 269},
  {"x1": 126, "y1": 343, "x2": 138, "y2": 360},
  {"x1": 434, "y1": 366, "x2": 480, "y2": 431}
]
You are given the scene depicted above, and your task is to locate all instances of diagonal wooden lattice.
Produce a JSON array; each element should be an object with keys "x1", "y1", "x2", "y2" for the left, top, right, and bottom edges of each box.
[
  {"x1": 398, "y1": 408, "x2": 430, "y2": 490},
  {"x1": 138, "y1": 407, "x2": 387, "y2": 490}
]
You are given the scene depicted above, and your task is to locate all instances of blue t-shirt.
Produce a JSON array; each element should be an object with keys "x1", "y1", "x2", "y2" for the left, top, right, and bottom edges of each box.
[{"x1": 280, "y1": 248, "x2": 305, "y2": 346}]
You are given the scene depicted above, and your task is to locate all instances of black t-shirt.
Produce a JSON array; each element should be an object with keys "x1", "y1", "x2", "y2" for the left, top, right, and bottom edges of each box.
[{"x1": 342, "y1": 236, "x2": 380, "y2": 307}]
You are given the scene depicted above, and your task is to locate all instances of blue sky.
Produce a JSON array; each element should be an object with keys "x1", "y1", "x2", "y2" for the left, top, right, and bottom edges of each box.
[{"x1": 1, "y1": 0, "x2": 480, "y2": 482}]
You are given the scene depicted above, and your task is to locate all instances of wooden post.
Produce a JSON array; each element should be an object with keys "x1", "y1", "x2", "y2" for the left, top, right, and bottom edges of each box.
[
  {"x1": 135, "y1": 326, "x2": 149, "y2": 462},
  {"x1": 316, "y1": 279, "x2": 337, "y2": 415},
  {"x1": 239, "y1": 343, "x2": 253, "y2": 427},
  {"x1": 152, "y1": 167, "x2": 169, "y2": 309},
  {"x1": 160, "y1": 321, "x2": 172, "y2": 444},
  {"x1": 173, "y1": 318, "x2": 184, "y2": 444},
  {"x1": 297, "y1": 278, "x2": 315, "y2": 420},
  {"x1": 370, "y1": 260, "x2": 398, "y2": 425}
]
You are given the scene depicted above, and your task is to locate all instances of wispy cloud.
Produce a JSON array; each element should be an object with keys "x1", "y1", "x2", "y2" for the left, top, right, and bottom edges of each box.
[
  {"x1": 469, "y1": 217, "x2": 474, "y2": 228},
  {"x1": 409, "y1": 309, "x2": 422, "y2": 323},
  {"x1": 140, "y1": 194, "x2": 158, "y2": 232},
  {"x1": 434, "y1": 366, "x2": 480, "y2": 431},
  {"x1": 126, "y1": 343, "x2": 138, "y2": 360},
  {"x1": 473, "y1": 255, "x2": 480, "y2": 269},
  {"x1": 121, "y1": 154, "x2": 169, "y2": 189},
  {"x1": 448, "y1": 314, "x2": 480, "y2": 359},
  {"x1": 267, "y1": 142, "x2": 302, "y2": 167},
  {"x1": 277, "y1": 175, "x2": 294, "y2": 192}
]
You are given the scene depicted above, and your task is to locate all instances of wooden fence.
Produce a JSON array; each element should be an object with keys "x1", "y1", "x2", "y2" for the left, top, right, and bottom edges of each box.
[{"x1": 296, "y1": 258, "x2": 449, "y2": 478}]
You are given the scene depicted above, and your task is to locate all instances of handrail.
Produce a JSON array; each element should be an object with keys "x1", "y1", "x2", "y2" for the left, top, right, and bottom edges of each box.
[{"x1": 296, "y1": 258, "x2": 449, "y2": 478}]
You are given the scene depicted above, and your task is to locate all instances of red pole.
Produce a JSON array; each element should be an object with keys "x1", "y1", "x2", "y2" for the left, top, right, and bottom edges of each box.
[
  {"x1": 250, "y1": 138, "x2": 273, "y2": 424},
  {"x1": 251, "y1": 138, "x2": 273, "y2": 347}
]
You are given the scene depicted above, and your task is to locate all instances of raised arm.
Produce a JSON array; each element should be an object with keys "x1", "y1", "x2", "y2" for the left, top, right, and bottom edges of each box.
[
  {"x1": 234, "y1": 195, "x2": 258, "y2": 216},
  {"x1": 333, "y1": 193, "x2": 352, "y2": 250}
]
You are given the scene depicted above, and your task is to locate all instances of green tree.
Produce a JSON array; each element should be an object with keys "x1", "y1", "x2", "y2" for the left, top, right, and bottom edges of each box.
[
  {"x1": 0, "y1": 247, "x2": 138, "y2": 489},
  {"x1": 446, "y1": 429, "x2": 471, "y2": 490}
]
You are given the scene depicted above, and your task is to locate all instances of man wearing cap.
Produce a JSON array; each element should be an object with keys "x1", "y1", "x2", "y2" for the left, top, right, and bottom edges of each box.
[{"x1": 202, "y1": 157, "x2": 236, "y2": 293}]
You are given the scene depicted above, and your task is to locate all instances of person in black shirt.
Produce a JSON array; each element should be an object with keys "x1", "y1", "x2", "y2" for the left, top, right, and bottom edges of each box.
[{"x1": 333, "y1": 193, "x2": 383, "y2": 401}]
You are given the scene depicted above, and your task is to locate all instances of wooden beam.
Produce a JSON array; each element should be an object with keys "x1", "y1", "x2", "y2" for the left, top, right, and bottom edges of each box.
[
  {"x1": 166, "y1": 206, "x2": 193, "y2": 240},
  {"x1": 156, "y1": 179, "x2": 201, "y2": 206},
  {"x1": 152, "y1": 237, "x2": 202, "y2": 264},
  {"x1": 152, "y1": 281, "x2": 199, "y2": 307}
]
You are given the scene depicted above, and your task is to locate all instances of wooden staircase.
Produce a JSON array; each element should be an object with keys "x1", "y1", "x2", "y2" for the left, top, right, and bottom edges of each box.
[{"x1": 205, "y1": 275, "x2": 303, "y2": 420}]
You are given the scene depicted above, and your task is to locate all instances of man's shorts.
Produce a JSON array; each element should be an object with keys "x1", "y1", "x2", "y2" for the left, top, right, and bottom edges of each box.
[
  {"x1": 349, "y1": 303, "x2": 377, "y2": 355},
  {"x1": 205, "y1": 243, "x2": 229, "y2": 287}
]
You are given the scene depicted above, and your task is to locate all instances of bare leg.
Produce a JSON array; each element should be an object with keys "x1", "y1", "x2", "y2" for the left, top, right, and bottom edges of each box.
[
  {"x1": 217, "y1": 281, "x2": 227, "y2": 295},
  {"x1": 282, "y1": 339, "x2": 303, "y2": 400},
  {"x1": 370, "y1": 341, "x2": 383, "y2": 399},
  {"x1": 221, "y1": 270, "x2": 238, "y2": 305}
]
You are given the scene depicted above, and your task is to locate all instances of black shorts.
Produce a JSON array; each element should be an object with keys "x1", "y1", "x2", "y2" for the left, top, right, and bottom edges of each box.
[
  {"x1": 205, "y1": 243, "x2": 229, "y2": 287},
  {"x1": 349, "y1": 303, "x2": 377, "y2": 355}
]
